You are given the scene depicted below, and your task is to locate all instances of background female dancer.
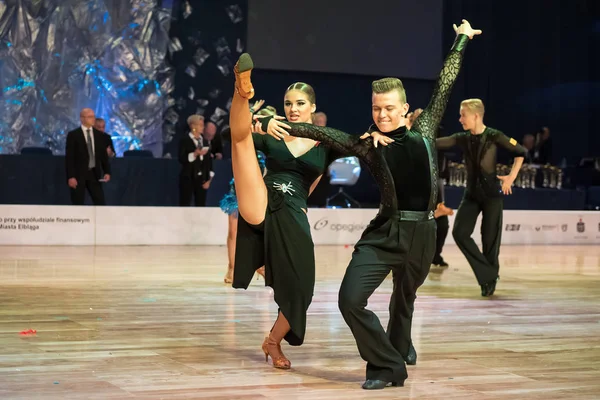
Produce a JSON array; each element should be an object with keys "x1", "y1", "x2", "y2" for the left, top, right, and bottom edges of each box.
[
  {"x1": 230, "y1": 55, "x2": 343, "y2": 370},
  {"x1": 220, "y1": 106, "x2": 275, "y2": 284}
]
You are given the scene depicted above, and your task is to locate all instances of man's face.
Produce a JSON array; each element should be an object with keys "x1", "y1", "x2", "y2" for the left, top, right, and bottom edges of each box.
[
  {"x1": 459, "y1": 106, "x2": 478, "y2": 131},
  {"x1": 314, "y1": 114, "x2": 327, "y2": 127},
  {"x1": 94, "y1": 120, "x2": 106, "y2": 132},
  {"x1": 204, "y1": 122, "x2": 217, "y2": 140},
  {"x1": 371, "y1": 90, "x2": 409, "y2": 133},
  {"x1": 80, "y1": 109, "x2": 95, "y2": 128}
]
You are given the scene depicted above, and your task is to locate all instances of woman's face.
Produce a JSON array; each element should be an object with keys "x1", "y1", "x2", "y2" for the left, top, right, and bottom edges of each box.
[
  {"x1": 284, "y1": 90, "x2": 316, "y2": 124},
  {"x1": 189, "y1": 119, "x2": 204, "y2": 137}
]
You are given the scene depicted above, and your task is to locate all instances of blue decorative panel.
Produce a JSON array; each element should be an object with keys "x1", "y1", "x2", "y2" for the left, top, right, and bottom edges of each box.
[{"x1": 0, "y1": 0, "x2": 174, "y2": 156}]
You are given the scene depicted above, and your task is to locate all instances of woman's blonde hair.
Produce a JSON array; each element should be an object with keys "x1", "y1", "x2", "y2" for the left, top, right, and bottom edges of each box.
[{"x1": 286, "y1": 82, "x2": 316, "y2": 104}]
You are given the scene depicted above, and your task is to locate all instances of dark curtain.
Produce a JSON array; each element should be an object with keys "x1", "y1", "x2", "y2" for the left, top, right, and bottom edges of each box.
[{"x1": 442, "y1": 0, "x2": 599, "y2": 164}]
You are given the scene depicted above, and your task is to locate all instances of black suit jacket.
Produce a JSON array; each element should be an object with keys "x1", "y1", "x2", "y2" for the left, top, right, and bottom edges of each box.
[
  {"x1": 101, "y1": 131, "x2": 115, "y2": 156},
  {"x1": 178, "y1": 134, "x2": 213, "y2": 183},
  {"x1": 65, "y1": 127, "x2": 111, "y2": 181},
  {"x1": 208, "y1": 134, "x2": 223, "y2": 157}
]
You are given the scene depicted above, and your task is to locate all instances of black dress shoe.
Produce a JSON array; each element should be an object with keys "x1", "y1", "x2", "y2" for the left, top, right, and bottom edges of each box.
[
  {"x1": 432, "y1": 257, "x2": 449, "y2": 267},
  {"x1": 362, "y1": 379, "x2": 403, "y2": 390},
  {"x1": 481, "y1": 276, "x2": 499, "y2": 297},
  {"x1": 405, "y1": 343, "x2": 417, "y2": 365}
]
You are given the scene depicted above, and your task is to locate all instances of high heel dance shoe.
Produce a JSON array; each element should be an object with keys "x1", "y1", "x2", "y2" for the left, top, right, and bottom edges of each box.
[
  {"x1": 261, "y1": 335, "x2": 291, "y2": 369},
  {"x1": 234, "y1": 53, "x2": 255, "y2": 99}
]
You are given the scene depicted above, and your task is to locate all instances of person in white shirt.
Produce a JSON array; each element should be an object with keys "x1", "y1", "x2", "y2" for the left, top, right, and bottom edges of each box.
[
  {"x1": 65, "y1": 108, "x2": 111, "y2": 205},
  {"x1": 178, "y1": 115, "x2": 214, "y2": 206}
]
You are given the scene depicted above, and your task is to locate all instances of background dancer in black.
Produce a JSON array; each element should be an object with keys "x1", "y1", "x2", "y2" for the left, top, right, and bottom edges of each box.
[
  {"x1": 407, "y1": 109, "x2": 453, "y2": 268},
  {"x1": 437, "y1": 98, "x2": 526, "y2": 296},
  {"x1": 260, "y1": 19, "x2": 481, "y2": 390},
  {"x1": 432, "y1": 150, "x2": 453, "y2": 267}
]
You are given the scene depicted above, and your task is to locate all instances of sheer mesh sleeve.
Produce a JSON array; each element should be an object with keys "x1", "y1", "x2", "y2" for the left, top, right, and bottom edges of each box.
[
  {"x1": 286, "y1": 122, "x2": 368, "y2": 158},
  {"x1": 286, "y1": 122, "x2": 398, "y2": 211},
  {"x1": 494, "y1": 131, "x2": 528, "y2": 157},
  {"x1": 436, "y1": 133, "x2": 461, "y2": 150},
  {"x1": 412, "y1": 34, "x2": 470, "y2": 141}
]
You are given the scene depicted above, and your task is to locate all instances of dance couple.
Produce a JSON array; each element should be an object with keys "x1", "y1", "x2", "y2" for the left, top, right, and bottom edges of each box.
[{"x1": 228, "y1": 19, "x2": 482, "y2": 389}]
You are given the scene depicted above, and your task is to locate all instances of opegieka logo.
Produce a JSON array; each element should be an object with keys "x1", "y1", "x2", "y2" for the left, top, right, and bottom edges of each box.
[
  {"x1": 313, "y1": 218, "x2": 329, "y2": 230},
  {"x1": 313, "y1": 218, "x2": 366, "y2": 233}
]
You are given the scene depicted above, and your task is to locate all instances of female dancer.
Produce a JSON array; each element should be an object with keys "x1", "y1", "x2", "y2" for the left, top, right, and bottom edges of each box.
[
  {"x1": 220, "y1": 106, "x2": 275, "y2": 284},
  {"x1": 230, "y1": 55, "x2": 344, "y2": 369}
]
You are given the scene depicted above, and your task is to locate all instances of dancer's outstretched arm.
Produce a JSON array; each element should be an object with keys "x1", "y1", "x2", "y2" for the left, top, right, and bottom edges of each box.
[
  {"x1": 367, "y1": 20, "x2": 481, "y2": 147},
  {"x1": 254, "y1": 117, "x2": 398, "y2": 211},
  {"x1": 412, "y1": 20, "x2": 481, "y2": 141},
  {"x1": 255, "y1": 116, "x2": 370, "y2": 158}
]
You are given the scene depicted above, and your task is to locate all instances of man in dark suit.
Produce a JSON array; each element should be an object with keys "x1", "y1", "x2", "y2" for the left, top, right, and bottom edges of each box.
[
  {"x1": 204, "y1": 121, "x2": 223, "y2": 160},
  {"x1": 179, "y1": 114, "x2": 214, "y2": 206},
  {"x1": 94, "y1": 117, "x2": 116, "y2": 158},
  {"x1": 65, "y1": 108, "x2": 111, "y2": 205}
]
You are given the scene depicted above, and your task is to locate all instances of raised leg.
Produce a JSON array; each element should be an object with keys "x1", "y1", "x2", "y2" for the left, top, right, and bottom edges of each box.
[{"x1": 229, "y1": 54, "x2": 267, "y2": 225}]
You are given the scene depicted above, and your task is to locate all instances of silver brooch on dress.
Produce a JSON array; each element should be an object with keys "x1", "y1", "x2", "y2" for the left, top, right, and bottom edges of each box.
[{"x1": 273, "y1": 182, "x2": 295, "y2": 195}]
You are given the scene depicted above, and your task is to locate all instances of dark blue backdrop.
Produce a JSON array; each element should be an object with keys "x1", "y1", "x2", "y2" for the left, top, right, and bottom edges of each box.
[
  {"x1": 168, "y1": 0, "x2": 598, "y2": 164},
  {"x1": 441, "y1": 0, "x2": 599, "y2": 163}
]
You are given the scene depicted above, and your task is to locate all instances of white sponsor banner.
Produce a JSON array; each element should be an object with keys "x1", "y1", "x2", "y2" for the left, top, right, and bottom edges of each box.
[
  {"x1": 308, "y1": 209, "x2": 600, "y2": 246},
  {"x1": 308, "y1": 208, "x2": 378, "y2": 245},
  {"x1": 0, "y1": 205, "x2": 95, "y2": 245},
  {"x1": 497, "y1": 210, "x2": 600, "y2": 245},
  {"x1": 95, "y1": 207, "x2": 229, "y2": 245},
  {"x1": 1, "y1": 205, "x2": 598, "y2": 246}
]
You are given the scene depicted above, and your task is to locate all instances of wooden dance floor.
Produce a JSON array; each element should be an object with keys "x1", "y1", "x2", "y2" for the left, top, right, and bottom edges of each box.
[{"x1": 0, "y1": 244, "x2": 598, "y2": 399}]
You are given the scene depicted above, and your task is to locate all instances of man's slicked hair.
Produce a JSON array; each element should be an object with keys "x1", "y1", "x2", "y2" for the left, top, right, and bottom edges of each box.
[{"x1": 372, "y1": 77, "x2": 407, "y2": 103}]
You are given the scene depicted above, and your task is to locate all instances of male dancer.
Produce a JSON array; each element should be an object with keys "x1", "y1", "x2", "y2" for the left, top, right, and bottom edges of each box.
[
  {"x1": 337, "y1": 21, "x2": 480, "y2": 390},
  {"x1": 262, "y1": 20, "x2": 482, "y2": 389},
  {"x1": 437, "y1": 99, "x2": 526, "y2": 296}
]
